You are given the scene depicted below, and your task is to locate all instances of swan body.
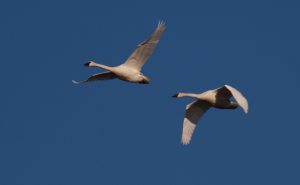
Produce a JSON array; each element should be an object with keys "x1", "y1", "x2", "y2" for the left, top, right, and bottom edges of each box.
[
  {"x1": 173, "y1": 85, "x2": 248, "y2": 145},
  {"x1": 73, "y1": 21, "x2": 166, "y2": 84}
]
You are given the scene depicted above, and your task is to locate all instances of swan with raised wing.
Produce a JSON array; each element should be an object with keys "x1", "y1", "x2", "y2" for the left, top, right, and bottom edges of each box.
[
  {"x1": 173, "y1": 85, "x2": 248, "y2": 145},
  {"x1": 72, "y1": 21, "x2": 166, "y2": 84}
]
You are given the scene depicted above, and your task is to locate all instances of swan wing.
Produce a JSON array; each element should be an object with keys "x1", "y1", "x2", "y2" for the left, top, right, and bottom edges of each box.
[
  {"x1": 72, "y1": 71, "x2": 117, "y2": 84},
  {"x1": 224, "y1": 85, "x2": 249, "y2": 113},
  {"x1": 182, "y1": 100, "x2": 211, "y2": 145},
  {"x1": 122, "y1": 21, "x2": 166, "y2": 71}
]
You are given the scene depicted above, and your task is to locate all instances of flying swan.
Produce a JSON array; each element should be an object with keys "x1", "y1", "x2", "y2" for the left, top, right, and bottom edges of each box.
[
  {"x1": 173, "y1": 85, "x2": 248, "y2": 145},
  {"x1": 72, "y1": 21, "x2": 166, "y2": 84}
]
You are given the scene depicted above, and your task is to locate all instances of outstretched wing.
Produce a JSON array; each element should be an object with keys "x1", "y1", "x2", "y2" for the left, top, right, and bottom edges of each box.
[
  {"x1": 72, "y1": 71, "x2": 117, "y2": 84},
  {"x1": 182, "y1": 100, "x2": 211, "y2": 145},
  {"x1": 122, "y1": 21, "x2": 166, "y2": 71},
  {"x1": 224, "y1": 85, "x2": 249, "y2": 113}
]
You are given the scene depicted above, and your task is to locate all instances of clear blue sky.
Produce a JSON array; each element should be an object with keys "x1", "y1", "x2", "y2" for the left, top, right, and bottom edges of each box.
[{"x1": 1, "y1": 0, "x2": 300, "y2": 184}]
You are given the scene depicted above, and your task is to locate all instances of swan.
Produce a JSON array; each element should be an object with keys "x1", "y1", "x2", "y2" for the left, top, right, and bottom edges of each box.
[
  {"x1": 172, "y1": 85, "x2": 248, "y2": 145},
  {"x1": 72, "y1": 21, "x2": 166, "y2": 84}
]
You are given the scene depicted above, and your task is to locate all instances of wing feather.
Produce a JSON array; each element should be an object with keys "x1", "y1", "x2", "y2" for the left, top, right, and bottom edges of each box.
[
  {"x1": 224, "y1": 85, "x2": 249, "y2": 113},
  {"x1": 122, "y1": 21, "x2": 166, "y2": 71},
  {"x1": 72, "y1": 71, "x2": 116, "y2": 84},
  {"x1": 181, "y1": 100, "x2": 211, "y2": 145}
]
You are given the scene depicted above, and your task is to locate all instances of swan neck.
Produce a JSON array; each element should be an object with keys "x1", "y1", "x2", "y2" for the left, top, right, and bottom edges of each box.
[
  {"x1": 178, "y1": 93, "x2": 199, "y2": 98},
  {"x1": 91, "y1": 63, "x2": 113, "y2": 71}
]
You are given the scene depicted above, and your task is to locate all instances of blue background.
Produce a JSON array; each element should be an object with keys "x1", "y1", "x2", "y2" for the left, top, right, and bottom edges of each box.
[{"x1": 1, "y1": 0, "x2": 299, "y2": 184}]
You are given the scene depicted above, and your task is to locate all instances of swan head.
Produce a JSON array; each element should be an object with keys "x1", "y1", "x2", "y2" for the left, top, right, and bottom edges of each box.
[
  {"x1": 84, "y1": 61, "x2": 94, "y2": 67},
  {"x1": 172, "y1": 93, "x2": 179, "y2": 98},
  {"x1": 172, "y1": 93, "x2": 186, "y2": 98},
  {"x1": 139, "y1": 75, "x2": 151, "y2": 84}
]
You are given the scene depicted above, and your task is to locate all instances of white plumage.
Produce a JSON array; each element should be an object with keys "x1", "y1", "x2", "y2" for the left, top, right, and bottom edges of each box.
[
  {"x1": 73, "y1": 21, "x2": 166, "y2": 84},
  {"x1": 173, "y1": 85, "x2": 249, "y2": 145}
]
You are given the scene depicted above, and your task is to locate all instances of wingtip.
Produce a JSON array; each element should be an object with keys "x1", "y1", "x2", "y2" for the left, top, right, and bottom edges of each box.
[
  {"x1": 181, "y1": 136, "x2": 191, "y2": 145},
  {"x1": 72, "y1": 80, "x2": 80, "y2": 84},
  {"x1": 158, "y1": 20, "x2": 166, "y2": 28},
  {"x1": 242, "y1": 98, "x2": 249, "y2": 114},
  {"x1": 181, "y1": 140, "x2": 190, "y2": 145},
  {"x1": 245, "y1": 101, "x2": 249, "y2": 114}
]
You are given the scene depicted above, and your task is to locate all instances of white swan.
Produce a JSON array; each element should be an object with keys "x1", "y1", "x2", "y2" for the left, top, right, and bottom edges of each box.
[
  {"x1": 72, "y1": 21, "x2": 166, "y2": 84},
  {"x1": 172, "y1": 85, "x2": 248, "y2": 145}
]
